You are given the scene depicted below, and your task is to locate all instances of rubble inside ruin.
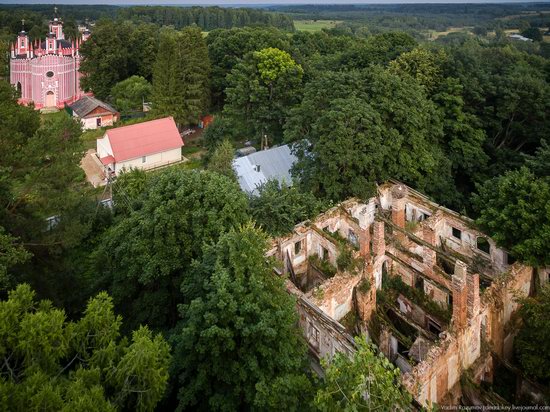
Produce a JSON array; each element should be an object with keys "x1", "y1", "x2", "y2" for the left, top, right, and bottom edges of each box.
[{"x1": 267, "y1": 181, "x2": 539, "y2": 407}]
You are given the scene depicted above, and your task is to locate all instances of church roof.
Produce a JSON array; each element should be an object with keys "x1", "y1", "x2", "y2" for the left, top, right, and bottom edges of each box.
[
  {"x1": 40, "y1": 39, "x2": 72, "y2": 49},
  {"x1": 70, "y1": 95, "x2": 117, "y2": 118},
  {"x1": 105, "y1": 117, "x2": 183, "y2": 162}
]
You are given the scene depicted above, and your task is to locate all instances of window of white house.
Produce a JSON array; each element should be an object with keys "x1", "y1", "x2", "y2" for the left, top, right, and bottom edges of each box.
[
  {"x1": 294, "y1": 240, "x2": 302, "y2": 255},
  {"x1": 452, "y1": 227, "x2": 462, "y2": 240},
  {"x1": 142, "y1": 156, "x2": 146, "y2": 163}
]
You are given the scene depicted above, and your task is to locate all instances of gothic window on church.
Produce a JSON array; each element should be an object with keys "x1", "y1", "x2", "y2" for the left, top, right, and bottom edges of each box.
[{"x1": 46, "y1": 71, "x2": 54, "y2": 78}]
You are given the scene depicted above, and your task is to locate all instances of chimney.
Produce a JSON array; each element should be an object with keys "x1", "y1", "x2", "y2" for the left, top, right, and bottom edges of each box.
[
  {"x1": 422, "y1": 225, "x2": 437, "y2": 274},
  {"x1": 452, "y1": 260, "x2": 468, "y2": 329},
  {"x1": 466, "y1": 272, "x2": 480, "y2": 320},
  {"x1": 359, "y1": 227, "x2": 370, "y2": 258},
  {"x1": 372, "y1": 221, "x2": 385, "y2": 257}
]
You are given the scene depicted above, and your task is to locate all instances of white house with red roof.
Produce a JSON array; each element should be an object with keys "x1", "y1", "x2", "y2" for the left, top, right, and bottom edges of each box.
[{"x1": 96, "y1": 117, "x2": 184, "y2": 177}]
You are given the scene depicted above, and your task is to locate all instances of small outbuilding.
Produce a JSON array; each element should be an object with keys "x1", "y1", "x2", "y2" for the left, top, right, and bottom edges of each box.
[
  {"x1": 69, "y1": 95, "x2": 119, "y2": 130},
  {"x1": 96, "y1": 116, "x2": 184, "y2": 177},
  {"x1": 232, "y1": 144, "x2": 297, "y2": 195}
]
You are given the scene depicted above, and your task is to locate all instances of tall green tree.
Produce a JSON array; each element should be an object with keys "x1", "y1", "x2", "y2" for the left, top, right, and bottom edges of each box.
[
  {"x1": 94, "y1": 168, "x2": 249, "y2": 332},
  {"x1": 0, "y1": 284, "x2": 171, "y2": 411},
  {"x1": 444, "y1": 41, "x2": 550, "y2": 172},
  {"x1": 286, "y1": 68, "x2": 449, "y2": 202},
  {"x1": 388, "y1": 47, "x2": 445, "y2": 93},
  {"x1": 0, "y1": 228, "x2": 29, "y2": 290},
  {"x1": 521, "y1": 27, "x2": 543, "y2": 42},
  {"x1": 110, "y1": 75, "x2": 152, "y2": 113},
  {"x1": 473, "y1": 167, "x2": 550, "y2": 267},
  {"x1": 388, "y1": 47, "x2": 488, "y2": 209},
  {"x1": 250, "y1": 180, "x2": 325, "y2": 236},
  {"x1": 80, "y1": 21, "x2": 159, "y2": 99},
  {"x1": 152, "y1": 27, "x2": 210, "y2": 127},
  {"x1": 0, "y1": 81, "x2": 91, "y2": 298},
  {"x1": 206, "y1": 139, "x2": 236, "y2": 179},
  {"x1": 514, "y1": 284, "x2": 550, "y2": 382},
  {"x1": 315, "y1": 338, "x2": 412, "y2": 411},
  {"x1": 525, "y1": 139, "x2": 550, "y2": 178},
  {"x1": 206, "y1": 27, "x2": 291, "y2": 108},
  {"x1": 0, "y1": 36, "x2": 9, "y2": 79},
  {"x1": 224, "y1": 47, "x2": 303, "y2": 142},
  {"x1": 171, "y1": 224, "x2": 312, "y2": 411},
  {"x1": 340, "y1": 32, "x2": 417, "y2": 69}
]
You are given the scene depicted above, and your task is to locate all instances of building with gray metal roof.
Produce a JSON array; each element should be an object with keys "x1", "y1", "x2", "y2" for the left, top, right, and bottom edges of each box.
[{"x1": 232, "y1": 144, "x2": 297, "y2": 195}]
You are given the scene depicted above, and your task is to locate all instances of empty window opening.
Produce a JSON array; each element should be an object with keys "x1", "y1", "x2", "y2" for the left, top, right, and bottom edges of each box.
[
  {"x1": 142, "y1": 156, "x2": 146, "y2": 163},
  {"x1": 307, "y1": 320, "x2": 320, "y2": 349},
  {"x1": 415, "y1": 276, "x2": 424, "y2": 291},
  {"x1": 438, "y1": 254, "x2": 454, "y2": 275},
  {"x1": 321, "y1": 246, "x2": 329, "y2": 261},
  {"x1": 452, "y1": 227, "x2": 462, "y2": 240},
  {"x1": 294, "y1": 240, "x2": 302, "y2": 255},
  {"x1": 427, "y1": 318, "x2": 442, "y2": 335},
  {"x1": 477, "y1": 237, "x2": 491, "y2": 254},
  {"x1": 348, "y1": 229, "x2": 358, "y2": 247},
  {"x1": 382, "y1": 261, "x2": 389, "y2": 277}
]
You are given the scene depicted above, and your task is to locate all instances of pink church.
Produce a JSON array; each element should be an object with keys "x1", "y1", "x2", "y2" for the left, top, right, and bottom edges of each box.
[{"x1": 9, "y1": 12, "x2": 89, "y2": 110}]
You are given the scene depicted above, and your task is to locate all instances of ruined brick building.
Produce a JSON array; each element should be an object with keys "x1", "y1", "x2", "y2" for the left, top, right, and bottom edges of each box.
[{"x1": 267, "y1": 182, "x2": 542, "y2": 407}]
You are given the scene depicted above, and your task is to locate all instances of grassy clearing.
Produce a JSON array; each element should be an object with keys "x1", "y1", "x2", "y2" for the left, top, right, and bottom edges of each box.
[
  {"x1": 294, "y1": 20, "x2": 341, "y2": 32},
  {"x1": 427, "y1": 27, "x2": 472, "y2": 40},
  {"x1": 40, "y1": 109, "x2": 69, "y2": 123},
  {"x1": 81, "y1": 128, "x2": 104, "y2": 150}
]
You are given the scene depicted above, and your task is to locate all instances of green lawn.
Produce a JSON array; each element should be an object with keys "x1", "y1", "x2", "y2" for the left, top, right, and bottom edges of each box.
[
  {"x1": 294, "y1": 20, "x2": 341, "y2": 32},
  {"x1": 40, "y1": 109, "x2": 69, "y2": 123}
]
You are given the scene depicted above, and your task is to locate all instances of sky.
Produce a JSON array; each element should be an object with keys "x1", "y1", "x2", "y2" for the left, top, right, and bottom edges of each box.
[{"x1": 0, "y1": 0, "x2": 546, "y2": 4}]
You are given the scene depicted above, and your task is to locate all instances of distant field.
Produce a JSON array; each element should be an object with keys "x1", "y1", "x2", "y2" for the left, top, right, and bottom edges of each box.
[
  {"x1": 294, "y1": 20, "x2": 341, "y2": 32},
  {"x1": 427, "y1": 27, "x2": 472, "y2": 40}
]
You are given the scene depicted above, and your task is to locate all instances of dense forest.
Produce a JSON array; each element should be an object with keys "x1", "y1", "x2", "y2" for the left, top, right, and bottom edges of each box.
[
  {"x1": 1, "y1": 3, "x2": 550, "y2": 411},
  {"x1": 0, "y1": 4, "x2": 294, "y2": 34},
  {"x1": 270, "y1": 3, "x2": 550, "y2": 33}
]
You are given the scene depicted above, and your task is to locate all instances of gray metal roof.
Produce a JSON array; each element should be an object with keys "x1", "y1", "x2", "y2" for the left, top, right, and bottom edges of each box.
[
  {"x1": 69, "y1": 95, "x2": 117, "y2": 118},
  {"x1": 232, "y1": 144, "x2": 297, "y2": 195}
]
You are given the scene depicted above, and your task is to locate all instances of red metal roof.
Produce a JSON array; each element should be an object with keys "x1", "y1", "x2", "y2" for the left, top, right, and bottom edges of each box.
[
  {"x1": 100, "y1": 155, "x2": 115, "y2": 165},
  {"x1": 106, "y1": 117, "x2": 183, "y2": 162}
]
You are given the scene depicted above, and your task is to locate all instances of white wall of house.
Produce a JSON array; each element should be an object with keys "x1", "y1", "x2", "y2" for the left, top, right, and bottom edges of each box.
[
  {"x1": 84, "y1": 116, "x2": 114, "y2": 130},
  {"x1": 114, "y1": 147, "x2": 181, "y2": 175},
  {"x1": 97, "y1": 135, "x2": 113, "y2": 158},
  {"x1": 74, "y1": 113, "x2": 116, "y2": 130}
]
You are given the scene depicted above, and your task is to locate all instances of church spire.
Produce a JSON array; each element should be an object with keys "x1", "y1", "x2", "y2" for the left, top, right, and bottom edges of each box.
[{"x1": 49, "y1": 7, "x2": 64, "y2": 40}]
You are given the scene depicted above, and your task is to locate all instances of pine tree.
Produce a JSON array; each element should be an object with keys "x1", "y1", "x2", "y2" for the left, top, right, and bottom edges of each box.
[{"x1": 152, "y1": 27, "x2": 210, "y2": 128}]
